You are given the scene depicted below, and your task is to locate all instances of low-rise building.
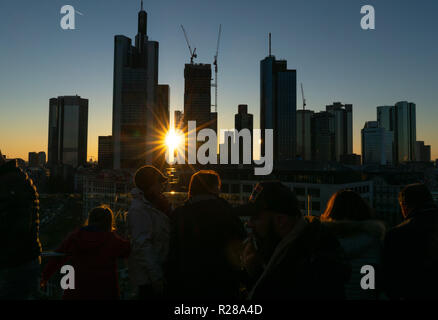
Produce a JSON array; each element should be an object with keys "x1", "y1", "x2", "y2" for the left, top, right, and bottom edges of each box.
[{"x1": 82, "y1": 169, "x2": 133, "y2": 218}]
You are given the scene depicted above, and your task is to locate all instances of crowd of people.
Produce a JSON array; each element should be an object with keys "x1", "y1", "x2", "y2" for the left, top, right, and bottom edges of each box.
[{"x1": 1, "y1": 155, "x2": 438, "y2": 300}]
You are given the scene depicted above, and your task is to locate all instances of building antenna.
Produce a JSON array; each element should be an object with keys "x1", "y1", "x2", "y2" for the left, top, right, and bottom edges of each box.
[
  {"x1": 141, "y1": 0, "x2": 143, "y2": 10},
  {"x1": 269, "y1": 33, "x2": 271, "y2": 56}
]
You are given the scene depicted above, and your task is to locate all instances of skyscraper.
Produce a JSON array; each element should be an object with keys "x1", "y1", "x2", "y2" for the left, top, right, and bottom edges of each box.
[
  {"x1": 155, "y1": 84, "x2": 170, "y2": 169},
  {"x1": 183, "y1": 63, "x2": 215, "y2": 160},
  {"x1": 361, "y1": 121, "x2": 393, "y2": 165},
  {"x1": 98, "y1": 136, "x2": 113, "y2": 169},
  {"x1": 311, "y1": 111, "x2": 335, "y2": 162},
  {"x1": 296, "y1": 110, "x2": 314, "y2": 160},
  {"x1": 184, "y1": 63, "x2": 213, "y2": 131},
  {"x1": 415, "y1": 141, "x2": 431, "y2": 162},
  {"x1": 28, "y1": 152, "x2": 37, "y2": 167},
  {"x1": 48, "y1": 95, "x2": 88, "y2": 168},
  {"x1": 260, "y1": 50, "x2": 297, "y2": 162},
  {"x1": 28, "y1": 152, "x2": 46, "y2": 167},
  {"x1": 157, "y1": 85, "x2": 170, "y2": 127},
  {"x1": 377, "y1": 105, "x2": 394, "y2": 131},
  {"x1": 326, "y1": 102, "x2": 353, "y2": 161},
  {"x1": 394, "y1": 101, "x2": 416, "y2": 163},
  {"x1": 38, "y1": 152, "x2": 46, "y2": 167},
  {"x1": 112, "y1": 3, "x2": 169, "y2": 170},
  {"x1": 377, "y1": 102, "x2": 416, "y2": 163},
  {"x1": 377, "y1": 105, "x2": 395, "y2": 163},
  {"x1": 235, "y1": 104, "x2": 254, "y2": 162}
]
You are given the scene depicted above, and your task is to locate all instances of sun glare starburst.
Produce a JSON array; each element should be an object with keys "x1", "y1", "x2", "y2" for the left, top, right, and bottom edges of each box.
[{"x1": 165, "y1": 129, "x2": 184, "y2": 151}]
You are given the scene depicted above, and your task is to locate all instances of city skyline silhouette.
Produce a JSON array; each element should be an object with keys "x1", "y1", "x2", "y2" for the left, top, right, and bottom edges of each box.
[{"x1": 0, "y1": 0, "x2": 437, "y2": 160}]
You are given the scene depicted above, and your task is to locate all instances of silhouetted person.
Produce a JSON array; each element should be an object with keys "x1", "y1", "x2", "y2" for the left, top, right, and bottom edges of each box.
[
  {"x1": 383, "y1": 183, "x2": 438, "y2": 300},
  {"x1": 0, "y1": 156, "x2": 42, "y2": 300},
  {"x1": 167, "y1": 170, "x2": 246, "y2": 300},
  {"x1": 127, "y1": 165, "x2": 170, "y2": 299},
  {"x1": 321, "y1": 190, "x2": 385, "y2": 300},
  {"x1": 241, "y1": 181, "x2": 350, "y2": 300},
  {"x1": 40, "y1": 206, "x2": 130, "y2": 299}
]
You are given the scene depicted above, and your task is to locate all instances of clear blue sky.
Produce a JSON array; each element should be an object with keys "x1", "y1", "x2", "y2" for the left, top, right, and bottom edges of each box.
[{"x1": 0, "y1": 0, "x2": 437, "y2": 160}]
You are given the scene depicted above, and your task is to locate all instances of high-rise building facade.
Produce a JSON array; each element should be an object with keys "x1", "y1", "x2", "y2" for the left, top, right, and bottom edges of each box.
[
  {"x1": 326, "y1": 102, "x2": 353, "y2": 161},
  {"x1": 377, "y1": 105, "x2": 394, "y2": 131},
  {"x1": 157, "y1": 85, "x2": 170, "y2": 129},
  {"x1": 296, "y1": 110, "x2": 314, "y2": 160},
  {"x1": 235, "y1": 104, "x2": 253, "y2": 131},
  {"x1": 235, "y1": 104, "x2": 254, "y2": 162},
  {"x1": 394, "y1": 101, "x2": 416, "y2": 163},
  {"x1": 361, "y1": 121, "x2": 393, "y2": 165},
  {"x1": 183, "y1": 63, "x2": 215, "y2": 160},
  {"x1": 260, "y1": 55, "x2": 297, "y2": 161},
  {"x1": 415, "y1": 141, "x2": 431, "y2": 162},
  {"x1": 28, "y1": 152, "x2": 46, "y2": 167},
  {"x1": 112, "y1": 4, "x2": 169, "y2": 170},
  {"x1": 311, "y1": 111, "x2": 335, "y2": 161},
  {"x1": 29, "y1": 152, "x2": 38, "y2": 167},
  {"x1": 38, "y1": 152, "x2": 46, "y2": 167},
  {"x1": 377, "y1": 102, "x2": 416, "y2": 163},
  {"x1": 155, "y1": 84, "x2": 170, "y2": 169},
  {"x1": 98, "y1": 136, "x2": 113, "y2": 169},
  {"x1": 48, "y1": 95, "x2": 88, "y2": 168},
  {"x1": 183, "y1": 63, "x2": 213, "y2": 131}
]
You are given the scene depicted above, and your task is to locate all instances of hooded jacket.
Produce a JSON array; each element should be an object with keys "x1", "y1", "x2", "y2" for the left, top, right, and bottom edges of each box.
[
  {"x1": 126, "y1": 188, "x2": 170, "y2": 288},
  {"x1": 41, "y1": 226, "x2": 130, "y2": 300},
  {"x1": 167, "y1": 195, "x2": 247, "y2": 300},
  {"x1": 249, "y1": 216, "x2": 351, "y2": 300},
  {"x1": 0, "y1": 160, "x2": 42, "y2": 269},
  {"x1": 322, "y1": 220, "x2": 386, "y2": 300},
  {"x1": 384, "y1": 203, "x2": 438, "y2": 300}
]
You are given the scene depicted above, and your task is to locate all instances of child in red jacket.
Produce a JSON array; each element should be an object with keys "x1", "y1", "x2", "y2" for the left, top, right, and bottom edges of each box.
[{"x1": 40, "y1": 206, "x2": 131, "y2": 299}]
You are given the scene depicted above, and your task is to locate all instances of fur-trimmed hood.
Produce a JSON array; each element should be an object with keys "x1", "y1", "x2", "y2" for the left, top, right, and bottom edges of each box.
[{"x1": 322, "y1": 220, "x2": 386, "y2": 259}]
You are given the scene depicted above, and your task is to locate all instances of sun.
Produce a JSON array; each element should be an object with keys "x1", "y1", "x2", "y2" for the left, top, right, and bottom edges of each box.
[{"x1": 165, "y1": 129, "x2": 183, "y2": 151}]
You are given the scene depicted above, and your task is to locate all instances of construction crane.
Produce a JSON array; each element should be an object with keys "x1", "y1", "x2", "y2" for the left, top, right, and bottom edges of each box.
[
  {"x1": 301, "y1": 83, "x2": 306, "y2": 109},
  {"x1": 212, "y1": 24, "x2": 222, "y2": 113},
  {"x1": 301, "y1": 83, "x2": 307, "y2": 159},
  {"x1": 181, "y1": 25, "x2": 197, "y2": 64}
]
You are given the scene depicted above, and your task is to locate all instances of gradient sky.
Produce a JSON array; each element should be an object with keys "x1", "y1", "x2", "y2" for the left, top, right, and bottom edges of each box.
[{"x1": 0, "y1": 0, "x2": 437, "y2": 161}]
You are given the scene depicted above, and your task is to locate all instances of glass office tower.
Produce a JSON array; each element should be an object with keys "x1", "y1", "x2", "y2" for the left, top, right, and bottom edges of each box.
[
  {"x1": 311, "y1": 111, "x2": 335, "y2": 162},
  {"x1": 48, "y1": 95, "x2": 88, "y2": 168},
  {"x1": 326, "y1": 102, "x2": 353, "y2": 161},
  {"x1": 296, "y1": 110, "x2": 314, "y2": 160},
  {"x1": 235, "y1": 104, "x2": 254, "y2": 162},
  {"x1": 260, "y1": 56, "x2": 297, "y2": 161},
  {"x1": 112, "y1": 4, "x2": 169, "y2": 170},
  {"x1": 377, "y1": 102, "x2": 416, "y2": 163},
  {"x1": 361, "y1": 121, "x2": 393, "y2": 165},
  {"x1": 394, "y1": 101, "x2": 416, "y2": 162}
]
